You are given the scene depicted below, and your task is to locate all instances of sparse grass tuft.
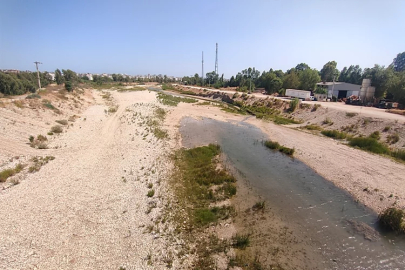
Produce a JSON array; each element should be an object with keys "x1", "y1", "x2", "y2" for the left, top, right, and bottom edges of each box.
[
  {"x1": 157, "y1": 92, "x2": 197, "y2": 106},
  {"x1": 304, "y1": 124, "x2": 322, "y2": 131},
  {"x1": 391, "y1": 149, "x2": 405, "y2": 161},
  {"x1": 0, "y1": 164, "x2": 24, "y2": 182},
  {"x1": 26, "y1": 93, "x2": 41, "y2": 99},
  {"x1": 369, "y1": 131, "x2": 380, "y2": 140},
  {"x1": 346, "y1": 112, "x2": 358, "y2": 118},
  {"x1": 387, "y1": 133, "x2": 400, "y2": 144},
  {"x1": 311, "y1": 104, "x2": 321, "y2": 112},
  {"x1": 252, "y1": 201, "x2": 265, "y2": 211},
  {"x1": 264, "y1": 140, "x2": 295, "y2": 156},
  {"x1": 321, "y1": 130, "x2": 347, "y2": 139},
  {"x1": 232, "y1": 234, "x2": 250, "y2": 249}
]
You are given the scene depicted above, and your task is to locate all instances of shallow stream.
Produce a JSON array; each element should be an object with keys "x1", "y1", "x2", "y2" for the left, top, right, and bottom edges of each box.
[{"x1": 180, "y1": 116, "x2": 405, "y2": 269}]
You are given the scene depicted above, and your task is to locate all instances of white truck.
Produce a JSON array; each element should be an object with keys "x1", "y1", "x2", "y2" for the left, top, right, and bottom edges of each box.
[{"x1": 285, "y1": 89, "x2": 311, "y2": 100}]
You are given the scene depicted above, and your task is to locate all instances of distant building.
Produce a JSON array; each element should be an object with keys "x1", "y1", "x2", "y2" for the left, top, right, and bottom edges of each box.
[{"x1": 316, "y1": 82, "x2": 361, "y2": 99}]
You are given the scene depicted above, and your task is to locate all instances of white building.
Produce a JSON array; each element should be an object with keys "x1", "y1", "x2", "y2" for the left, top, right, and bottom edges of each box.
[{"x1": 316, "y1": 82, "x2": 361, "y2": 99}]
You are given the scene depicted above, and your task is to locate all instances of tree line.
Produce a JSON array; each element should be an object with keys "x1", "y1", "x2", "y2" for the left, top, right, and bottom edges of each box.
[
  {"x1": 0, "y1": 71, "x2": 52, "y2": 96},
  {"x1": 182, "y1": 52, "x2": 405, "y2": 104}
]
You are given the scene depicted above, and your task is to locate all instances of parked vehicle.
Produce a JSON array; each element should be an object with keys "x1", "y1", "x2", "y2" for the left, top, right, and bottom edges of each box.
[{"x1": 285, "y1": 89, "x2": 311, "y2": 100}]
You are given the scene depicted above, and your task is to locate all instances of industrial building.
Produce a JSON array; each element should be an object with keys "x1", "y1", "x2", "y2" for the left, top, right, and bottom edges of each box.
[{"x1": 316, "y1": 79, "x2": 375, "y2": 102}]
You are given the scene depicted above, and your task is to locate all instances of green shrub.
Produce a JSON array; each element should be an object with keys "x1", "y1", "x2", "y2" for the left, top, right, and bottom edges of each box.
[
  {"x1": 252, "y1": 201, "x2": 265, "y2": 211},
  {"x1": 0, "y1": 164, "x2": 24, "y2": 182},
  {"x1": 147, "y1": 189, "x2": 155, "y2": 197},
  {"x1": 321, "y1": 130, "x2": 347, "y2": 139},
  {"x1": 378, "y1": 208, "x2": 405, "y2": 233},
  {"x1": 348, "y1": 137, "x2": 390, "y2": 154},
  {"x1": 311, "y1": 104, "x2": 321, "y2": 112},
  {"x1": 65, "y1": 81, "x2": 73, "y2": 91},
  {"x1": 264, "y1": 140, "x2": 295, "y2": 156},
  {"x1": 383, "y1": 126, "x2": 391, "y2": 132},
  {"x1": 232, "y1": 234, "x2": 250, "y2": 249},
  {"x1": 289, "y1": 98, "x2": 299, "y2": 112}
]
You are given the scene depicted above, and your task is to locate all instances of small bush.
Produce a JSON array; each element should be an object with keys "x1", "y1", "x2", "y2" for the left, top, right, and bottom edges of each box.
[
  {"x1": 378, "y1": 208, "x2": 405, "y2": 233},
  {"x1": 29, "y1": 135, "x2": 34, "y2": 143},
  {"x1": 147, "y1": 189, "x2": 155, "y2": 197},
  {"x1": 387, "y1": 133, "x2": 400, "y2": 144},
  {"x1": 264, "y1": 140, "x2": 295, "y2": 156},
  {"x1": 321, "y1": 130, "x2": 347, "y2": 139},
  {"x1": 346, "y1": 112, "x2": 358, "y2": 118},
  {"x1": 232, "y1": 234, "x2": 250, "y2": 249},
  {"x1": 304, "y1": 124, "x2": 322, "y2": 131},
  {"x1": 51, "y1": 125, "x2": 63, "y2": 133},
  {"x1": 108, "y1": 107, "x2": 117, "y2": 113},
  {"x1": 349, "y1": 137, "x2": 390, "y2": 154},
  {"x1": 289, "y1": 98, "x2": 299, "y2": 112}
]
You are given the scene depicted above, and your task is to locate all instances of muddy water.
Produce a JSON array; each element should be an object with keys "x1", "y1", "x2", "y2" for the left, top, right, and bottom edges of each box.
[{"x1": 180, "y1": 117, "x2": 405, "y2": 270}]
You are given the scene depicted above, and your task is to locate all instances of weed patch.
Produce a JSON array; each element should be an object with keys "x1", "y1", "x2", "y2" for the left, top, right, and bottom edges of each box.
[
  {"x1": 55, "y1": 119, "x2": 68, "y2": 125},
  {"x1": 0, "y1": 164, "x2": 24, "y2": 182},
  {"x1": 346, "y1": 112, "x2": 358, "y2": 118},
  {"x1": 387, "y1": 133, "x2": 400, "y2": 144},
  {"x1": 264, "y1": 140, "x2": 295, "y2": 156},
  {"x1": 321, "y1": 130, "x2": 347, "y2": 139},
  {"x1": 304, "y1": 124, "x2": 322, "y2": 131},
  {"x1": 51, "y1": 125, "x2": 63, "y2": 133},
  {"x1": 348, "y1": 137, "x2": 390, "y2": 154},
  {"x1": 157, "y1": 92, "x2": 197, "y2": 106}
]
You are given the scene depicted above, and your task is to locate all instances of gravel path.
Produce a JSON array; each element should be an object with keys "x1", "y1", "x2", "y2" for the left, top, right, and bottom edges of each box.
[{"x1": 0, "y1": 91, "x2": 178, "y2": 269}]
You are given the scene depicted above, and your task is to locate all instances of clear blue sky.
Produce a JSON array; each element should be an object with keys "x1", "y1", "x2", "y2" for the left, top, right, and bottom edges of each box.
[{"x1": 0, "y1": 0, "x2": 404, "y2": 78}]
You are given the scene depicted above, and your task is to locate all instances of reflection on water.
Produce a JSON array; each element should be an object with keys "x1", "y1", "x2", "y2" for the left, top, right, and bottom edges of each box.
[{"x1": 180, "y1": 117, "x2": 405, "y2": 269}]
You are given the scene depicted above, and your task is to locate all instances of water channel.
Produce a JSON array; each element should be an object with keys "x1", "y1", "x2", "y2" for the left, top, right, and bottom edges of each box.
[{"x1": 180, "y1": 116, "x2": 405, "y2": 270}]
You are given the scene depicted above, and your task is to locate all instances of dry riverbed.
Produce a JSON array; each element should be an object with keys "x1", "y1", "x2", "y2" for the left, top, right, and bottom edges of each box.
[{"x1": 1, "y1": 87, "x2": 405, "y2": 269}]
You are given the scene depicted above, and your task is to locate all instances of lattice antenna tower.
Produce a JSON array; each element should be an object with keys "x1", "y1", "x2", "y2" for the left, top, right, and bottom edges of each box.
[
  {"x1": 215, "y1": 43, "x2": 218, "y2": 75},
  {"x1": 202, "y1": 51, "x2": 204, "y2": 86}
]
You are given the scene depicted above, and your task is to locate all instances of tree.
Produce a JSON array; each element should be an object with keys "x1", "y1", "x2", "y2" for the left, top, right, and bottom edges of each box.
[
  {"x1": 387, "y1": 71, "x2": 405, "y2": 103},
  {"x1": 299, "y1": 68, "x2": 320, "y2": 91},
  {"x1": 363, "y1": 65, "x2": 391, "y2": 98},
  {"x1": 55, "y1": 69, "x2": 64, "y2": 85},
  {"x1": 393, "y1": 52, "x2": 405, "y2": 72},
  {"x1": 295, "y1": 63, "x2": 310, "y2": 72},
  {"x1": 320, "y1": 61, "x2": 339, "y2": 82},
  {"x1": 262, "y1": 72, "x2": 282, "y2": 94},
  {"x1": 339, "y1": 65, "x2": 363, "y2": 84},
  {"x1": 62, "y1": 69, "x2": 78, "y2": 83},
  {"x1": 283, "y1": 71, "x2": 300, "y2": 89}
]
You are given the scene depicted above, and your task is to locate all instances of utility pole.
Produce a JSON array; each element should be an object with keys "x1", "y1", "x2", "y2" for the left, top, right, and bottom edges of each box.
[
  {"x1": 34, "y1": 61, "x2": 42, "y2": 91},
  {"x1": 215, "y1": 43, "x2": 218, "y2": 76},
  {"x1": 201, "y1": 51, "x2": 204, "y2": 86}
]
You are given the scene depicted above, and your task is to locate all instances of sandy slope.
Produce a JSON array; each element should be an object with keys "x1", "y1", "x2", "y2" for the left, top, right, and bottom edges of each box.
[{"x1": 0, "y1": 90, "x2": 184, "y2": 269}]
